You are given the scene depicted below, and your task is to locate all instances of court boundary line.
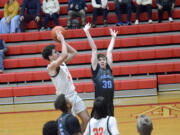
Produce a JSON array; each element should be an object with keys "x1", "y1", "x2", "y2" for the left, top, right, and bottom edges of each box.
[{"x1": 1, "y1": 101, "x2": 180, "y2": 114}]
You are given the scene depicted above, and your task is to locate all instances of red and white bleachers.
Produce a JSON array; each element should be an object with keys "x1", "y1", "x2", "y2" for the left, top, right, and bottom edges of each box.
[{"x1": 0, "y1": 0, "x2": 180, "y2": 104}]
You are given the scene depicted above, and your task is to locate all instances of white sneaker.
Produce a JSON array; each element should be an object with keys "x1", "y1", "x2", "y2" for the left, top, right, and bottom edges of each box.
[
  {"x1": 148, "y1": 19, "x2": 153, "y2": 24},
  {"x1": 169, "y1": 17, "x2": 173, "y2": 22},
  {"x1": 135, "y1": 20, "x2": 139, "y2": 25},
  {"x1": 40, "y1": 27, "x2": 46, "y2": 32}
]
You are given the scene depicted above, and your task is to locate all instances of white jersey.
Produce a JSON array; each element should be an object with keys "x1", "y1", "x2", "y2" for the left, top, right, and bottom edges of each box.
[
  {"x1": 48, "y1": 62, "x2": 76, "y2": 96},
  {"x1": 84, "y1": 116, "x2": 119, "y2": 135}
]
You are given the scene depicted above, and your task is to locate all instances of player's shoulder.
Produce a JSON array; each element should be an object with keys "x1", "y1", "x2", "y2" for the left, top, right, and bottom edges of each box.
[
  {"x1": 108, "y1": 116, "x2": 117, "y2": 124},
  {"x1": 66, "y1": 114, "x2": 79, "y2": 123}
]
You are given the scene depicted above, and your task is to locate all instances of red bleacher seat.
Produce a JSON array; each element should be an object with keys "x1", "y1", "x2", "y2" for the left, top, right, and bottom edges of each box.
[
  {"x1": 1, "y1": 62, "x2": 180, "y2": 83},
  {"x1": 5, "y1": 46, "x2": 180, "y2": 69},
  {"x1": 158, "y1": 74, "x2": 180, "y2": 84},
  {"x1": 0, "y1": 78, "x2": 156, "y2": 97},
  {"x1": 0, "y1": 87, "x2": 13, "y2": 98},
  {"x1": 1, "y1": 22, "x2": 180, "y2": 43}
]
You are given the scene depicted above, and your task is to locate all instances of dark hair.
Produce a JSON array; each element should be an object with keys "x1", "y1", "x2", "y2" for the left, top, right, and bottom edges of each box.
[
  {"x1": 97, "y1": 54, "x2": 106, "y2": 60},
  {"x1": 54, "y1": 94, "x2": 68, "y2": 113},
  {"x1": 92, "y1": 96, "x2": 108, "y2": 119},
  {"x1": 137, "y1": 114, "x2": 153, "y2": 135},
  {"x1": 43, "y1": 120, "x2": 58, "y2": 135},
  {"x1": 42, "y1": 45, "x2": 55, "y2": 61}
]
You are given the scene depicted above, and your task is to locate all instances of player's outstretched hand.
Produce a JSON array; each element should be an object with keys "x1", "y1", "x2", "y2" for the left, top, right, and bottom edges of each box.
[
  {"x1": 109, "y1": 29, "x2": 118, "y2": 38},
  {"x1": 56, "y1": 30, "x2": 65, "y2": 43},
  {"x1": 83, "y1": 23, "x2": 91, "y2": 32}
]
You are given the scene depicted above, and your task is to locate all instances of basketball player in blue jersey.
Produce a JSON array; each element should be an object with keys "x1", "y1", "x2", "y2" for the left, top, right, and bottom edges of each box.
[
  {"x1": 42, "y1": 30, "x2": 90, "y2": 133},
  {"x1": 83, "y1": 23, "x2": 118, "y2": 116}
]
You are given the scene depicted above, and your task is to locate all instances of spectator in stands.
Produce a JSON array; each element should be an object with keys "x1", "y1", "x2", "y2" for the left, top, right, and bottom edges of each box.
[
  {"x1": 135, "y1": 0, "x2": 153, "y2": 24},
  {"x1": 137, "y1": 114, "x2": 153, "y2": 135},
  {"x1": 54, "y1": 94, "x2": 83, "y2": 135},
  {"x1": 43, "y1": 120, "x2": 58, "y2": 135},
  {"x1": 40, "y1": 0, "x2": 60, "y2": 31},
  {"x1": 156, "y1": 0, "x2": 176, "y2": 23},
  {"x1": 41, "y1": 30, "x2": 90, "y2": 133},
  {"x1": 114, "y1": 0, "x2": 132, "y2": 26},
  {"x1": 92, "y1": 0, "x2": 108, "y2": 28},
  {"x1": 0, "y1": 0, "x2": 20, "y2": 33},
  {"x1": 83, "y1": 23, "x2": 118, "y2": 116},
  {"x1": 67, "y1": 0, "x2": 87, "y2": 29},
  {"x1": 0, "y1": 39, "x2": 8, "y2": 73},
  {"x1": 84, "y1": 96, "x2": 120, "y2": 135},
  {"x1": 20, "y1": 0, "x2": 41, "y2": 32}
]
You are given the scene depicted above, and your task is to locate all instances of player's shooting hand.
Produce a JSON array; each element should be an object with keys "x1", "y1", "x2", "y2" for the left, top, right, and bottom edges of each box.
[
  {"x1": 109, "y1": 29, "x2": 118, "y2": 38},
  {"x1": 56, "y1": 30, "x2": 65, "y2": 43},
  {"x1": 83, "y1": 23, "x2": 91, "y2": 32}
]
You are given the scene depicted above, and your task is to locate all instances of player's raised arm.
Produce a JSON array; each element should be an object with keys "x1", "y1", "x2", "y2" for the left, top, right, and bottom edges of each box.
[
  {"x1": 48, "y1": 30, "x2": 68, "y2": 72},
  {"x1": 65, "y1": 42, "x2": 78, "y2": 64},
  {"x1": 83, "y1": 23, "x2": 98, "y2": 70},
  {"x1": 107, "y1": 29, "x2": 118, "y2": 69}
]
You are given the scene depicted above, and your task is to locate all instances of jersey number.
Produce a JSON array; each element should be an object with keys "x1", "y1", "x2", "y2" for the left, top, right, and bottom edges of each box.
[
  {"x1": 93, "y1": 127, "x2": 103, "y2": 135},
  {"x1": 102, "y1": 80, "x2": 112, "y2": 88}
]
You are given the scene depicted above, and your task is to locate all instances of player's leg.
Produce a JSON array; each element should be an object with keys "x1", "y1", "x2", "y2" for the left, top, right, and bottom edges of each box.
[
  {"x1": 77, "y1": 109, "x2": 90, "y2": 133},
  {"x1": 70, "y1": 95, "x2": 90, "y2": 133}
]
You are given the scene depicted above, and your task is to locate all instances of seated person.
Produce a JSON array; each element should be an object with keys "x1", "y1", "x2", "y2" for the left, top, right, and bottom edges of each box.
[
  {"x1": 0, "y1": 39, "x2": 8, "y2": 73},
  {"x1": 92, "y1": 0, "x2": 108, "y2": 28},
  {"x1": 156, "y1": 0, "x2": 176, "y2": 23},
  {"x1": 114, "y1": 0, "x2": 132, "y2": 26},
  {"x1": 67, "y1": 0, "x2": 87, "y2": 29},
  {"x1": 0, "y1": 0, "x2": 20, "y2": 33},
  {"x1": 135, "y1": 0, "x2": 153, "y2": 24},
  {"x1": 20, "y1": 0, "x2": 41, "y2": 32},
  {"x1": 41, "y1": 0, "x2": 60, "y2": 31}
]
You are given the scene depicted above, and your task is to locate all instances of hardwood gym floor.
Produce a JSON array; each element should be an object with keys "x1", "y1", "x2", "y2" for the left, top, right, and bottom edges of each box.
[{"x1": 0, "y1": 91, "x2": 180, "y2": 135}]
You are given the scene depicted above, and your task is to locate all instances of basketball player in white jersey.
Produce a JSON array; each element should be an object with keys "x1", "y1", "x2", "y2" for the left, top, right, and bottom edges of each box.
[
  {"x1": 42, "y1": 30, "x2": 90, "y2": 133},
  {"x1": 84, "y1": 96, "x2": 120, "y2": 135}
]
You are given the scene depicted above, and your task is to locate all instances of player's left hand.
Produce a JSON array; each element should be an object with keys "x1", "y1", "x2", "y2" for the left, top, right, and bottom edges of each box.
[
  {"x1": 83, "y1": 23, "x2": 91, "y2": 32},
  {"x1": 109, "y1": 29, "x2": 118, "y2": 38},
  {"x1": 56, "y1": 30, "x2": 65, "y2": 43}
]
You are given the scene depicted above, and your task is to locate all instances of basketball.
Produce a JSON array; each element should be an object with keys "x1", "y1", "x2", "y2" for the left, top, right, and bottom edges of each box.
[{"x1": 51, "y1": 26, "x2": 66, "y2": 42}]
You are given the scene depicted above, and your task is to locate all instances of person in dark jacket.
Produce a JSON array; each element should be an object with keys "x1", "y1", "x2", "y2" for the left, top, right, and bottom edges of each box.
[
  {"x1": 43, "y1": 94, "x2": 83, "y2": 135},
  {"x1": 156, "y1": 0, "x2": 176, "y2": 23},
  {"x1": 91, "y1": 0, "x2": 108, "y2": 28},
  {"x1": 0, "y1": 39, "x2": 8, "y2": 73},
  {"x1": 20, "y1": 0, "x2": 41, "y2": 32},
  {"x1": 114, "y1": 0, "x2": 132, "y2": 26},
  {"x1": 67, "y1": 0, "x2": 87, "y2": 28},
  {"x1": 55, "y1": 94, "x2": 82, "y2": 135}
]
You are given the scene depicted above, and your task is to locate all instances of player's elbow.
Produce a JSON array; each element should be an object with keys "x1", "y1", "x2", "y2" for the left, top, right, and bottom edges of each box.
[{"x1": 73, "y1": 50, "x2": 78, "y2": 56}]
